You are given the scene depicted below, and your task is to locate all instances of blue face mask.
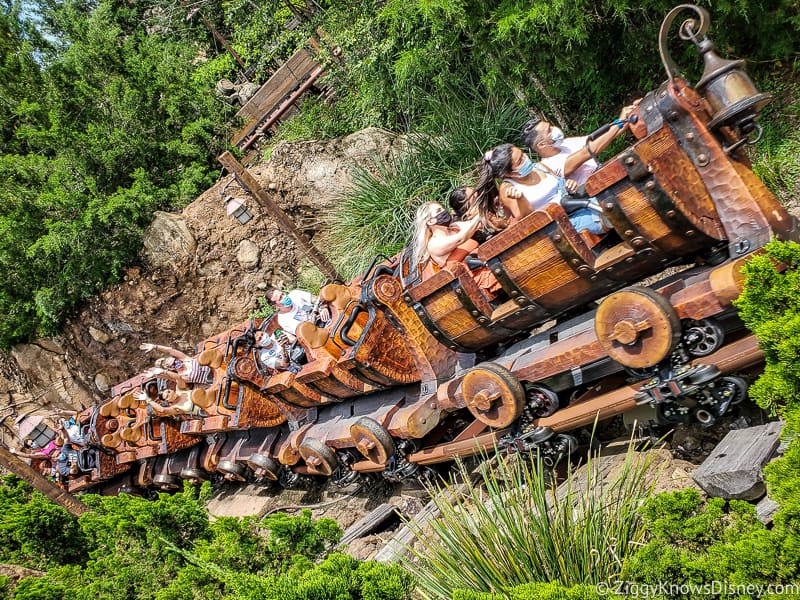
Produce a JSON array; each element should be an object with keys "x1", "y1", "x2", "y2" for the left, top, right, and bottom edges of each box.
[
  {"x1": 281, "y1": 295, "x2": 293, "y2": 307},
  {"x1": 550, "y1": 127, "x2": 565, "y2": 145},
  {"x1": 515, "y1": 155, "x2": 535, "y2": 177}
]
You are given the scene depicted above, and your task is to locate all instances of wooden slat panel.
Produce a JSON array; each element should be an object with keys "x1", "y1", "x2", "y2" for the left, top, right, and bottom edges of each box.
[{"x1": 236, "y1": 49, "x2": 318, "y2": 120}]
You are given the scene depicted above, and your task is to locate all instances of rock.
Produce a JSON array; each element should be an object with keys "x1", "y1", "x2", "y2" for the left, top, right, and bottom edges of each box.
[
  {"x1": 35, "y1": 338, "x2": 64, "y2": 354},
  {"x1": 142, "y1": 211, "x2": 197, "y2": 268},
  {"x1": 237, "y1": 81, "x2": 260, "y2": 103},
  {"x1": 88, "y1": 326, "x2": 112, "y2": 344},
  {"x1": 94, "y1": 372, "x2": 111, "y2": 393},
  {"x1": 756, "y1": 495, "x2": 780, "y2": 525},
  {"x1": 236, "y1": 239, "x2": 261, "y2": 271},
  {"x1": 692, "y1": 421, "x2": 783, "y2": 500}
]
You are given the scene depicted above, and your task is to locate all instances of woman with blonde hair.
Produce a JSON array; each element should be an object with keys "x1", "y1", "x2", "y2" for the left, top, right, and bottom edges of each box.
[{"x1": 410, "y1": 201, "x2": 501, "y2": 296}]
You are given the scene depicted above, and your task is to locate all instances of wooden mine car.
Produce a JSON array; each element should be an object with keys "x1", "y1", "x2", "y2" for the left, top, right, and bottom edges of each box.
[{"x1": 63, "y1": 5, "x2": 797, "y2": 495}]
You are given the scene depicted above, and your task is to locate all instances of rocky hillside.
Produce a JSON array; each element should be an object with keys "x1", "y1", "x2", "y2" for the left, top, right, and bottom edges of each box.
[{"x1": 0, "y1": 128, "x2": 404, "y2": 445}]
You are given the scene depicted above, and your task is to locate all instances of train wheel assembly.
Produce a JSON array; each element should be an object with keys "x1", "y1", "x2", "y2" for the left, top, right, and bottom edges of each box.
[
  {"x1": 350, "y1": 417, "x2": 395, "y2": 464},
  {"x1": 152, "y1": 474, "x2": 181, "y2": 490},
  {"x1": 247, "y1": 454, "x2": 281, "y2": 481},
  {"x1": 683, "y1": 319, "x2": 724, "y2": 357},
  {"x1": 179, "y1": 468, "x2": 209, "y2": 484},
  {"x1": 217, "y1": 460, "x2": 248, "y2": 482},
  {"x1": 462, "y1": 362, "x2": 525, "y2": 428},
  {"x1": 299, "y1": 438, "x2": 337, "y2": 476},
  {"x1": 595, "y1": 286, "x2": 681, "y2": 368}
]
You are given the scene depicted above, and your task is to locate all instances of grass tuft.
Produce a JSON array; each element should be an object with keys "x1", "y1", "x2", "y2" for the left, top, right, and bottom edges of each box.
[{"x1": 404, "y1": 443, "x2": 654, "y2": 600}]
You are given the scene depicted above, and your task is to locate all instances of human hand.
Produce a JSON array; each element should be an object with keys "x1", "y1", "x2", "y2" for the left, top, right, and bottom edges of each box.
[
  {"x1": 565, "y1": 179, "x2": 579, "y2": 194},
  {"x1": 506, "y1": 186, "x2": 523, "y2": 200},
  {"x1": 319, "y1": 306, "x2": 331, "y2": 322},
  {"x1": 139, "y1": 343, "x2": 155, "y2": 352}
]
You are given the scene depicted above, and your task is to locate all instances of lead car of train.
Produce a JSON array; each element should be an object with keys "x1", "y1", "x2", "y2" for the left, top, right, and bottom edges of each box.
[{"x1": 61, "y1": 5, "x2": 798, "y2": 494}]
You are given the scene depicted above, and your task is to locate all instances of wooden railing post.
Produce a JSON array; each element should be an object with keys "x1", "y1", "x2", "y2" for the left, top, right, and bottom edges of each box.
[
  {"x1": 217, "y1": 152, "x2": 342, "y2": 282},
  {"x1": 0, "y1": 446, "x2": 89, "y2": 518}
]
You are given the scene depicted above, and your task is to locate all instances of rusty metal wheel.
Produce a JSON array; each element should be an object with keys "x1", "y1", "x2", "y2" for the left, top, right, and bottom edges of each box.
[
  {"x1": 350, "y1": 417, "x2": 395, "y2": 465},
  {"x1": 217, "y1": 460, "x2": 248, "y2": 482},
  {"x1": 462, "y1": 362, "x2": 525, "y2": 428},
  {"x1": 247, "y1": 454, "x2": 281, "y2": 481},
  {"x1": 152, "y1": 474, "x2": 181, "y2": 490},
  {"x1": 595, "y1": 286, "x2": 681, "y2": 369},
  {"x1": 298, "y1": 438, "x2": 337, "y2": 476},
  {"x1": 179, "y1": 468, "x2": 209, "y2": 484}
]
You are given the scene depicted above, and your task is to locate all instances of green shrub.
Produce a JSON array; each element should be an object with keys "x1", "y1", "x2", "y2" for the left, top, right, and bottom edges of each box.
[
  {"x1": 327, "y1": 92, "x2": 529, "y2": 277},
  {"x1": 453, "y1": 582, "x2": 619, "y2": 600},
  {"x1": 405, "y1": 445, "x2": 653, "y2": 600},
  {"x1": 623, "y1": 489, "x2": 800, "y2": 598}
]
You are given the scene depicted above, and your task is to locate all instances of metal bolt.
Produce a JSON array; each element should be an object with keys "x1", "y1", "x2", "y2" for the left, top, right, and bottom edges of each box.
[
  {"x1": 686, "y1": 230, "x2": 695, "y2": 236},
  {"x1": 645, "y1": 181, "x2": 656, "y2": 190},
  {"x1": 625, "y1": 156, "x2": 636, "y2": 166},
  {"x1": 494, "y1": 268, "x2": 502, "y2": 275},
  {"x1": 666, "y1": 210, "x2": 676, "y2": 218},
  {"x1": 686, "y1": 132, "x2": 695, "y2": 141},
  {"x1": 605, "y1": 202, "x2": 614, "y2": 209},
  {"x1": 697, "y1": 153, "x2": 708, "y2": 164},
  {"x1": 624, "y1": 229, "x2": 634, "y2": 237},
  {"x1": 553, "y1": 234, "x2": 562, "y2": 242}
]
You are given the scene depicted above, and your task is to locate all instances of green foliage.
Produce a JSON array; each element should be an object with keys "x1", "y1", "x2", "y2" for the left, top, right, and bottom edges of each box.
[
  {"x1": 453, "y1": 582, "x2": 619, "y2": 600},
  {"x1": 751, "y1": 76, "x2": 800, "y2": 205},
  {"x1": 0, "y1": 476, "x2": 86, "y2": 569},
  {"x1": 623, "y1": 489, "x2": 800, "y2": 598},
  {"x1": 0, "y1": 0, "x2": 233, "y2": 347},
  {"x1": 734, "y1": 241, "x2": 800, "y2": 436},
  {"x1": 405, "y1": 445, "x2": 653, "y2": 600},
  {"x1": 0, "y1": 477, "x2": 405, "y2": 600}
]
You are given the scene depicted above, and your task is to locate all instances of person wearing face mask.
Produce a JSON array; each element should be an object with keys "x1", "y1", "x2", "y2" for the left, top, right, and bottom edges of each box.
[
  {"x1": 473, "y1": 143, "x2": 606, "y2": 235},
  {"x1": 410, "y1": 201, "x2": 502, "y2": 296},
  {"x1": 520, "y1": 101, "x2": 639, "y2": 184},
  {"x1": 266, "y1": 288, "x2": 321, "y2": 338}
]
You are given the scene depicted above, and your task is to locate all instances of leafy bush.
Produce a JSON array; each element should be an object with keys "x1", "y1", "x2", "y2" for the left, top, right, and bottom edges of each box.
[
  {"x1": 405, "y1": 446, "x2": 653, "y2": 600},
  {"x1": 623, "y1": 489, "x2": 800, "y2": 598},
  {"x1": 454, "y1": 582, "x2": 618, "y2": 600},
  {"x1": 0, "y1": 476, "x2": 86, "y2": 569}
]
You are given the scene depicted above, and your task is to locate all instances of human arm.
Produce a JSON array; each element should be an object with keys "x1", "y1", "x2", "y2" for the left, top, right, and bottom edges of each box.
[
  {"x1": 561, "y1": 102, "x2": 638, "y2": 177},
  {"x1": 139, "y1": 343, "x2": 190, "y2": 361},
  {"x1": 146, "y1": 400, "x2": 184, "y2": 417},
  {"x1": 426, "y1": 215, "x2": 482, "y2": 258}
]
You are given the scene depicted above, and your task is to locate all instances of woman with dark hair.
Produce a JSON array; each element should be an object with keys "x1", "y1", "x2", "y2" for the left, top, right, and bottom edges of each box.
[
  {"x1": 474, "y1": 144, "x2": 606, "y2": 234},
  {"x1": 448, "y1": 185, "x2": 506, "y2": 242}
]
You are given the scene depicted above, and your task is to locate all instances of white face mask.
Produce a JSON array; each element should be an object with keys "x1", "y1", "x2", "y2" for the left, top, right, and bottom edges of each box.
[{"x1": 550, "y1": 127, "x2": 565, "y2": 145}]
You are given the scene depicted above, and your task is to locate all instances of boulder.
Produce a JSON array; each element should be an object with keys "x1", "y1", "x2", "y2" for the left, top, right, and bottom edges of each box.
[
  {"x1": 692, "y1": 421, "x2": 783, "y2": 500},
  {"x1": 142, "y1": 211, "x2": 197, "y2": 268},
  {"x1": 236, "y1": 239, "x2": 261, "y2": 271},
  {"x1": 94, "y1": 372, "x2": 111, "y2": 393},
  {"x1": 88, "y1": 326, "x2": 112, "y2": 344}
]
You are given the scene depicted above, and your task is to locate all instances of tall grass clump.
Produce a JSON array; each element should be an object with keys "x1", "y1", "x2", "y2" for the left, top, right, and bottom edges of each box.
[
  {"x1": 404, "y1": 445, "x2": 654, "y2": 600},
  {"x1": 328, "y1": 89, "x2": 529, "y2": 277}
]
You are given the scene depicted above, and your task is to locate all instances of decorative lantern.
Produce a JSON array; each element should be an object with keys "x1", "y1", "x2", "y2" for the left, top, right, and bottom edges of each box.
[
  {"x1": 694, "y1": 36, "x2": 771, "y2": 134},
  {"x1": 224, "y1": 195, "x2": 253, "y2": 225}
]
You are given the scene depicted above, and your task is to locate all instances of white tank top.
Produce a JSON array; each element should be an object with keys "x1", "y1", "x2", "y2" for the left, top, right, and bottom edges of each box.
[{"x1": 503, "y1": 172, "x2": 561, "y2": 212}]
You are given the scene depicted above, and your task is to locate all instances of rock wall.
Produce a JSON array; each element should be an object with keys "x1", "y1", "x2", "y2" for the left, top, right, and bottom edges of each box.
[{"x1": 0, "y1": 127, "x2": 404, "y2": 445}]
